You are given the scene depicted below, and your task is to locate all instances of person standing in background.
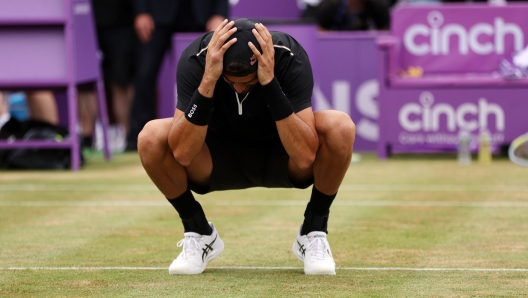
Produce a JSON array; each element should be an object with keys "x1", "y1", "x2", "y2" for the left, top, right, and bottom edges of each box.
[
  {"x1": 92, "y1": 0, "x2": 138, "y2": 152},
  {"x1": 127, "y1": 0, "x2": 229, "y2": 151},
  {"x1": 315, "y1": 0, "x2": 390, "y2": 31}
]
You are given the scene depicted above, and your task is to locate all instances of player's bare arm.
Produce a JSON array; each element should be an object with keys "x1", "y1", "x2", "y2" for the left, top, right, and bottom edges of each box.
[
  {"x1": 250, "y1": 23, "x2": 318, "y2": 169},
  {"x1": 168, "y1": 20, "x2": 237, "y2": 166}
]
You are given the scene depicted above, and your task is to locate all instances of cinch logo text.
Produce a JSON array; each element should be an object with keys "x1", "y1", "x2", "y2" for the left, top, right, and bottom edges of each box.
[
  {"x1": 404, "y1": 11, "x2": 525, "y2": 56},
  {"x1": 398, "y1": 92, "x2": 505, "y2": 132}
]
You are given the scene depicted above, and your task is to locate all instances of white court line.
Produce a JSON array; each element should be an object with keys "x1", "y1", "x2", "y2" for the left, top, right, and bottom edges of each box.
[
  {"x1": 1, "y1": 200, "x2": 528, "y2": 207},
  {"x1": 0, "y1": 185, "x2": 158, "y2": 191},
  {"x1": 2, "y1": 266, "x2": 528, "y2": 272},
  {"x1": 339, "y1": 185, "x2": 528, "y2": 192},
  {"x1": 1, "y1": 184, "x2": 528, "y2": 192}
]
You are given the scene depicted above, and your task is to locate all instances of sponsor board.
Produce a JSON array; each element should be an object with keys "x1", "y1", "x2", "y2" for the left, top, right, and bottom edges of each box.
[{"x1": 393, "y1": 4, "x2": 528, "y2": 73}]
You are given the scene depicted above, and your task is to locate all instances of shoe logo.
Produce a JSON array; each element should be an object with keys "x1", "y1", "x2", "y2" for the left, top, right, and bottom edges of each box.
[
  {"x1": 202, "y1": 234, "x2": 217, "y2": 262},
  {"x1": 297, "y1": 241, "x2": 306, "y2": 257}
]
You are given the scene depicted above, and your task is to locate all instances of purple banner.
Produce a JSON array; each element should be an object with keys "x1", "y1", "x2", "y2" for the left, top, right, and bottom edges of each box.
[
  {"x1": 378, "y1": 87, "x2": 527, "y2": 153},
  {"x1": 376, "y1": 4, "x2": 528, "y2": 157},
  {"x1": 392, "y1": 4, "x2": 528, "y2": 73},
  {"x1": 229, "y1": 0, "x2": 301, "y2": 21}
]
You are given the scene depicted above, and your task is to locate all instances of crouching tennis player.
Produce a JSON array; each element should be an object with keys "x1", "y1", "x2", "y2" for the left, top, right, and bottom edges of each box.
[{"x1": 138, "y1": 18, "x2": 355, "y2": 275}]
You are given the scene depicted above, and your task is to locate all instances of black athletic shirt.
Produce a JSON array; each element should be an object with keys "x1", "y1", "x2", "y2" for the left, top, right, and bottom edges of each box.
[{"x1": 176, "y1": 31, "x2": 314, "y2": 145}]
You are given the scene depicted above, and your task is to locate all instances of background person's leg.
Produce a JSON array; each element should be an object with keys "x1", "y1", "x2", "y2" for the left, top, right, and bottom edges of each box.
[
  {"x1": 0, "y1": 92, "x2": 8, "y2": 116},
  {"x1": 110, "y1": 83, "x2": 134, "y2": 134},
  {"x1": 104, "y1": 26, "x2": 138, "y2": 135},
  {"x1": 127, "y1": 27, "x2": 174, "y2": 151},
  {"x1": 0, "y1": 92, "x2": 9, "y2": 129},
  {"x1": 77, "y1": 90, "x2": 98, "y2": 147},
  {"x1": 26, "y1": 90, "x2": 59, "y2": 125}
]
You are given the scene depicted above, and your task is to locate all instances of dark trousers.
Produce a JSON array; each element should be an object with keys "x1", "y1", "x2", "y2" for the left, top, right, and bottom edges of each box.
[
  {"x1": 127, "y1": 26, "x2": 175, "y2": 149},
  {"x1": 127, "y1": 0, "x2": 206, "y2": 150}
]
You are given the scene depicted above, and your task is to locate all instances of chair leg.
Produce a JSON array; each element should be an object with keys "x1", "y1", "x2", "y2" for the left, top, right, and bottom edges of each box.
[
  {"x1": 95, "y1": 79, "x2": 112, "y2": 161},
  {"x1": 68, "y1": 85, "x2": 80, "y2": 171}
]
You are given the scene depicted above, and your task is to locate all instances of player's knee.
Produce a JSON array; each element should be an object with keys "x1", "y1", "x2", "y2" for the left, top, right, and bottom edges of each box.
[
  {"x1": 337, "y1": 115, "x2": 356, "y2": 145},
  {"x1": 137, "y1": 120, "x2": 163, "y2": 162},
  {"x1": 335, "y1": 114, "x2": 356, "y2": 151},
  {"x1": 319, "y1": 112, "x2": 356, "y2": 152}
]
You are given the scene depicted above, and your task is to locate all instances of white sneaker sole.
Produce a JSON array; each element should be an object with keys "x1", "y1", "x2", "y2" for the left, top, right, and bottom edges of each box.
[{"x1": 304, "y1": 266, "x2": 336, "y2": 275}]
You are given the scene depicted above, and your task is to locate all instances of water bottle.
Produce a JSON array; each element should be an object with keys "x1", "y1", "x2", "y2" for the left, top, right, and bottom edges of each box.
[
  {"x1": 8, "y1": 92, "x2": 29, "y2": 121},
  {"x1": 478, "y1": 130, "x2": 492, "y2": 165},
  {"x1": 457, "y1": 130, "x2": 471, "y2": 165}
]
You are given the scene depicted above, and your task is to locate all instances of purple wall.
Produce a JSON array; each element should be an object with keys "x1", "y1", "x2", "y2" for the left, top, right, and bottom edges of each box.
[
  {"x1": 315, "y1": 32, "x2": 384, "y2": 151},
  {"x1": 230, "y1": 0, "x2": 302, "y2": 21},
  {"x1": 156, "y1": 33, "x2": 199, "y2": 120}
]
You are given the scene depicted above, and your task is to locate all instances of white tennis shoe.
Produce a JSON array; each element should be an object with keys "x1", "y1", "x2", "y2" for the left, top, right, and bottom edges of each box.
[
  {"x1": 292, "y1": 225, "x2": 336, "y2": 275},
  {"x1": 168, "y1": 222, "x2": 224, "y2": 275}
]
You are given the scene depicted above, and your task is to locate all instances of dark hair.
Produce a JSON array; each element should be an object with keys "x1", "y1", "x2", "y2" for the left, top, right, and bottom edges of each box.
[{"x1": 225, "y1": 61, "x2": 250, "y2": 75}]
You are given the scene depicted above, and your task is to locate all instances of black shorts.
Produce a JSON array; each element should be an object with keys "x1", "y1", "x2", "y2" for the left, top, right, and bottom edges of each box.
[
  {"x1": 97, "y1": 27, "x2": 137, "y2": 86},
  {"x1": 189, "y1": 133, "x2": 313, "y2": 194}
]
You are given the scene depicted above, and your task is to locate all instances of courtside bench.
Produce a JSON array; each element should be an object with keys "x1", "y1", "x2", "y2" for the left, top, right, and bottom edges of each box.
[{"x1": 0, "y1": 0, "x2": 111, "y2": 170}]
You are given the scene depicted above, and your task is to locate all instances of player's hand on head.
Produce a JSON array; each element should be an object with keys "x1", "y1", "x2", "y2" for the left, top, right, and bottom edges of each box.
[
  {"x1": 204, "y1": 19, "x2": 237, "y2": 82},
  {"x1": 249, "y1": 23, "x2": 275, "y2": 86}
]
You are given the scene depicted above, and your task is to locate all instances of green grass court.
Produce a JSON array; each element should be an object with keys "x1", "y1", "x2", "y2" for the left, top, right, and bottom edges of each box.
[{"x1": 1, "y1": 152, "x2": 527, "y2": 297}]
